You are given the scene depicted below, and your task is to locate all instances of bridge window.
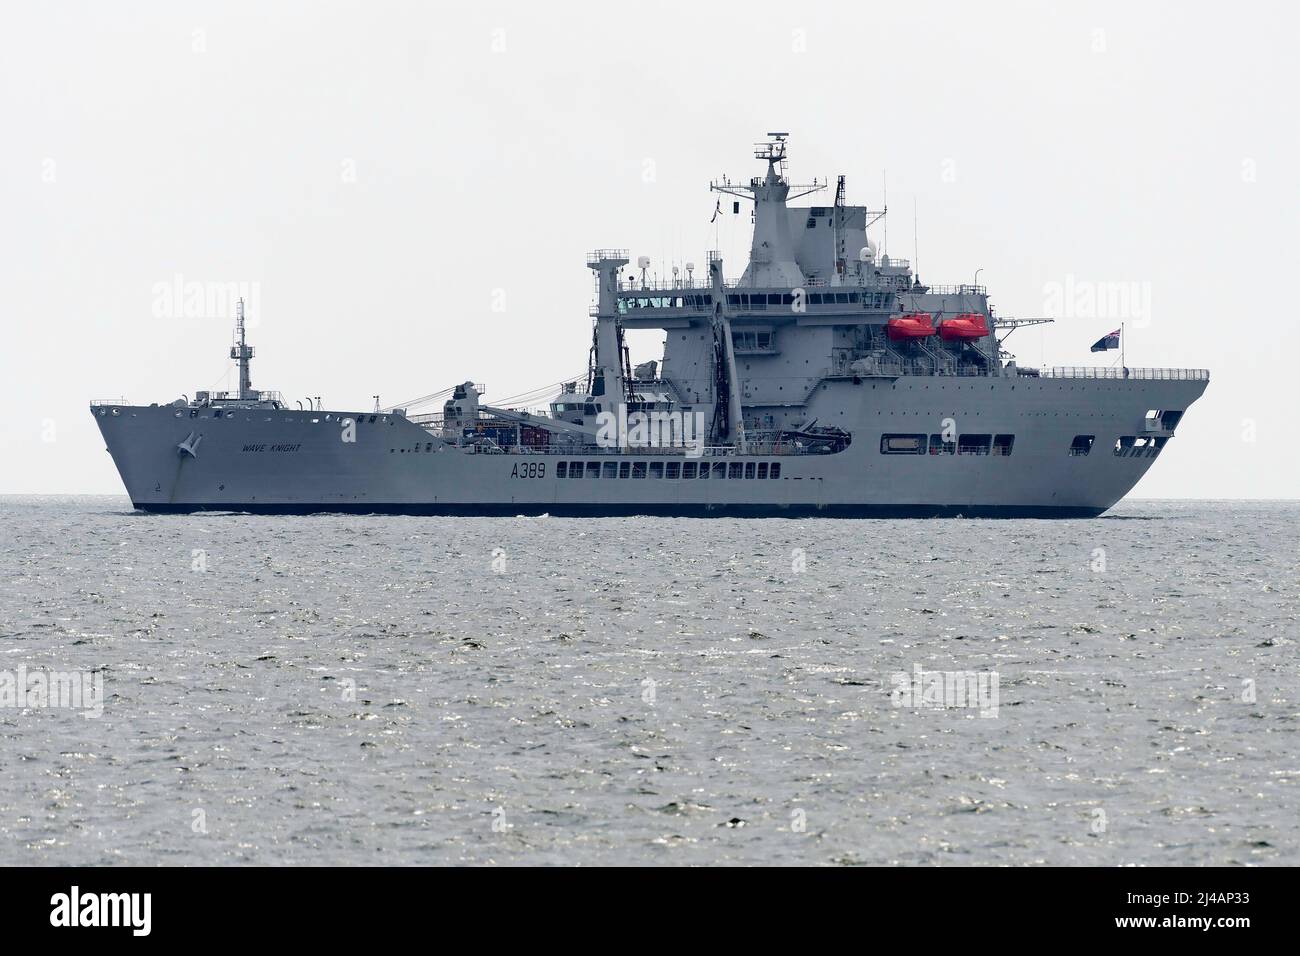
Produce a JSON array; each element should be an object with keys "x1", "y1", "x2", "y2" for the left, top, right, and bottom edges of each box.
[
  {"x1": 713, "y1": 462, "x2": 727, "y2": 479},
  {"x1": 770, "y1": 463, "x2": 781, "y2": 479},
  {"x1": 728, "y1": 462, "x2": 744, "y2": 479},
  {"x1": 683, "y1": 462, "x2": 697, "y2": 479},
  {"x1": 1070, "y1": 435, "x2": 1095, "y2": 456},
  {"x1": 744, "y1": 462, "x2": 756, "y2": 479},
  {"x1": 757, "y1": 462, "x2": 768, "y2": 479},
  {"x1": 881, "y1": 433, "x2": 927, "y2": 455},
  {"x1": 619, "y1": 461, "x2": 631, "y2": 478},
  {"x1": 586, "y1": 462, "x2": 600, "y2": 478},
  {"x1": 602, "y1": 461, "x2": 617, "y2": 479},
  {"x1": 958, "y1": 434, "x2": 992, "y2": 455},
  {"x1": 649, "y1": 461, "x2": 664, "y2": 479},
  {"x1": 666, "y1": 461, "x2": 680, "y2": 479},
  {"x1": 993, "y1": 434, "x2": 1015, "y2": 456},
  {"x1": 556, "y1": 461, "x2": 567, "y2": 478},
  {"x1": 632, "y1": 461, "x2": 647, "y2": 479}
]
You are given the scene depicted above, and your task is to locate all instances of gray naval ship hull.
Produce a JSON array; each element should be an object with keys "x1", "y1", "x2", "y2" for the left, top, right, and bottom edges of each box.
[{"x1": 93, "y1": 373, "x2": 1207, "y2": 518}]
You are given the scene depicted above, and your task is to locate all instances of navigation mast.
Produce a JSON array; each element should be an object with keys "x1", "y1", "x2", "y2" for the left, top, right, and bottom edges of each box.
[
  {"x1": 710, "y1": 133, "x2": 823, "y2": 288},
  {"x1": 231, "y1": 297, "x2": 255, "y2": 400}
]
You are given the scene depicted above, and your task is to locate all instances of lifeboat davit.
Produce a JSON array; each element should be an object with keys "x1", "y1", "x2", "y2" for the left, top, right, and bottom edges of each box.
[
  {"x1": 938, "y1": 313, "x2": 990, "y2": 340},
  {"x1": 886, "y1": 313, "x2": 935, "y2": 340}
]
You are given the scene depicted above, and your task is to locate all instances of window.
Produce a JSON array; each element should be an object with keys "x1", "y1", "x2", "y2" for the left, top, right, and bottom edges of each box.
[
  {"x1": 728, "y1": 462, "x2": 744, "y2": 479},
  {"x1": 993, "y1": 435, "x2": 1015, "y2": 456},
  {"x1": 1070, "y1": 435, "x2": 1095, "y2": 457},
  {"x1": 556, "y1": 461, "x2": 567, "y2": 478},
  {"x1": 880, "y1": 433, "x2": 927, "y2": 455},
  {"x1": 713, "y1": 462, "x2": 727, "y2": 478},
  {"x1": 649, "y1": 462, "x2": 664, "y2": 479},
  {"x1": 666, "y1": 461, "x2": 680, "y2": 479},
  {"x1": 770, "y1": 463, "x2": 781, "y2": 479},
  {"x1": 569, "y1": 461, "x2": 584, "y2": 478},
  {"x1": 928, "y1": 434, "x2": 955, "y2": 455},
  {"x1": 757, "y1": 462, "x2": 768, "y2": 479},
  {"x1": 602, "y1": 461, "x2": 618, "y2": 479},
  {"x1": 632, "y1": 461, "x2": 647, "y2": 479},
  {"x1": 586, "y1": 462, "x2": 600, "y2": 478},
  {"x1": 683, "y1": 462, "x2": 697, "y2": 479},
  {"x1": 744, "y1": 462, "x2": 756, "y2": 479},
  {"x1": 1160, "y1": 410, "x2": 1184, "y2": 430},
  {"x1": 619, "y1": 461, "x2": 631, "y2": 478},
  {"x1": 958, "y1": 434, "x2": 992, "y2": 455}
]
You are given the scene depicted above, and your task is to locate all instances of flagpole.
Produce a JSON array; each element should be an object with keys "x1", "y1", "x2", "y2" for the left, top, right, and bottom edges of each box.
[{"x1": 1121, "y1": 321, "x2": 1125, "y2": 373}]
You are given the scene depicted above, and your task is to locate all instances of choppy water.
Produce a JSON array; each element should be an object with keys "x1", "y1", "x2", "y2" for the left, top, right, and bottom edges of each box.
[{"x1": 1, "y1": 495, "x2": 1296, "y2": 865}]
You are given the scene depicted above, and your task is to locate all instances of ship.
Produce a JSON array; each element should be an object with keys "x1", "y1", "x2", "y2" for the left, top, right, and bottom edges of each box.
[{"x1": 92, "y1": 134, "x2": 1208, "y2": 517}]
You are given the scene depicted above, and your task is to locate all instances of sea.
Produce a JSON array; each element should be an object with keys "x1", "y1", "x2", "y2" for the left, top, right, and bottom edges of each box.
[{"x1": 1, "y1": 496, "x2": 1296, "y2": 865}]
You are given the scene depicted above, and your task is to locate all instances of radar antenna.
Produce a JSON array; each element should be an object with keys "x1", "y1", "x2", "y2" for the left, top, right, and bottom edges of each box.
[{"x1": 710, "y1": 132, "x2": 824, "y2": 204}]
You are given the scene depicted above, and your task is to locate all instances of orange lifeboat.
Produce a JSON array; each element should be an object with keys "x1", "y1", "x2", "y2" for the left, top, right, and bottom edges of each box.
[
  {"x1": 886, "y1": 313, "x2": 935, "y2": 340},
  {"x1": 937, "y1": 313, "x2": 989, "y2": 340}
]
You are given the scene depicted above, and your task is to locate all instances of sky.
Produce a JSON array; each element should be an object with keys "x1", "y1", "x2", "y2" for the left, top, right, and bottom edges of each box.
[{"x1": 2, "y1": 0, "x2": 1296, "y2": 497}]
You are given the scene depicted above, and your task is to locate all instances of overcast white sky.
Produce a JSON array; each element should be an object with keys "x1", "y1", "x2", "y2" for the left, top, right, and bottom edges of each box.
[{"x1": 2, "y1": 0, "x2": 1296, "y2": 497}]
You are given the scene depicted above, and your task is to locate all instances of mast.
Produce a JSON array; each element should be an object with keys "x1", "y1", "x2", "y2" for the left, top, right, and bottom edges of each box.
[
  {"x1": 833, "y1": 174, "x2": 847, "y2": 279},
  {"x1": 586, "y1": 250, "x2": 631, "y2": 426},
  {"x1": 711, "y1": 133, "x2": 822, "y2": 289},
  {"x1": 231, "y1": 297, "x2": 255, "y2": 400}
]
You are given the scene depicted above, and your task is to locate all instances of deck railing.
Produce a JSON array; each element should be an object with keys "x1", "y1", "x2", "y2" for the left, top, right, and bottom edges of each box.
[{"x1": 1035, "y1": 367, "x2": 1210, "y2": 381}]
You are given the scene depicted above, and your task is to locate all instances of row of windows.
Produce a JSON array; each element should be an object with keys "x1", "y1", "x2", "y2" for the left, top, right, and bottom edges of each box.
[
  {"x1": 618, "y1": 295, "x2": 704, "y2": 312},
  {"x1": 882, "y1": 432, "x2": 1172, "y2": 459},
  {"x1": 734, "y1": 330, "x2": 773, "y2": 351},
  {"x1": 725, "y1": 291, "x2": 890, "y2": 309},
  {"x1": 182, "y1": 410, "x2": 389, "y2": 424},
  {"x1": 556, "y1": 460, "x2": 783, "y2": 480},
  {"x1": 1114, "y1": 435, "x2": 1168, "y2": 457},
  {"x1": 880, "y1": 433, "x2": 1015, "y2": 456},
  {"x1": 1069, "y1": 434, "x2": 1168, "y2": 458},
  {"x1": 615, "y1": 291, "x2": 892, "y2": 313}
]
